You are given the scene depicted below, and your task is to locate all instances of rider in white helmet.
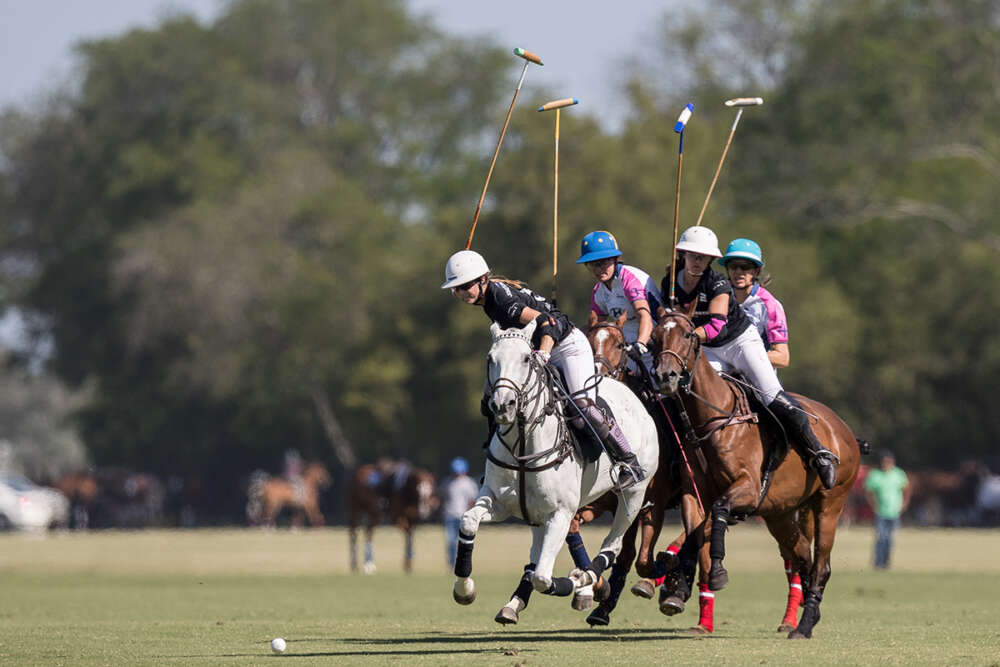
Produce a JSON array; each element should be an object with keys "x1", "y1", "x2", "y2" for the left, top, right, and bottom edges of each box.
[
  {"x1": 443, "y1": 249, "x2": 644, "y2": 491},
  {"x1": 661, "y1": 227, "x2": 838, "y2": 489}
]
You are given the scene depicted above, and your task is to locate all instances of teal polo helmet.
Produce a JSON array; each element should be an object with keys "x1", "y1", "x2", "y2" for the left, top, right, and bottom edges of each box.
[
  {"x1": 576, "y1": 230, "x2": 623, "y2": 264},
  {"x1": 721, "y1": 238, "x2": 764, "y2": 267}
]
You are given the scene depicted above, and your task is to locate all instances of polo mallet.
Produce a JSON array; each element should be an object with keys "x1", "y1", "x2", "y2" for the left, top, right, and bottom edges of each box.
[
  {"x1": 693, "y1": 97, "x2": 763, "y2": 227},
  {"x1": 538, "y1": 97, "x2": 579, "y2": 306},
  {"x1": 668, "y1": 103, "x2": 694, "y2": 307},
  {"x1": 464, "y1": 47, "x2": 544, "y2": 250}
]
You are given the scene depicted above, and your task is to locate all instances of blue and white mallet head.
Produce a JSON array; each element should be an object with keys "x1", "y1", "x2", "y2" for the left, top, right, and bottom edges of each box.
[{"x1": 674, "y1": 103, "x2": 694, "y2": 133}]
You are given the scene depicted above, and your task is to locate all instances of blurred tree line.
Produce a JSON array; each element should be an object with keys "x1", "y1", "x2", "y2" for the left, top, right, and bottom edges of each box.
[{"x1": 0, "y1": 0, "x2": 997, "y2": 501}]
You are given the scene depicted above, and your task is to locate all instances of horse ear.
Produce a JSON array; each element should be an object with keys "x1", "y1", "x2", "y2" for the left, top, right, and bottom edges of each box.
[
  {"x1": 489, "y1": 321, "x2": 502, "y2": 339},
  {"x1": 586, "y1": 310, "x2": 599, "y2": 332},
  {"x1": 684, "y1": 299, "x2": 697, "y2": 318},
  {"x1": 615, "y1": 311, "x2": 628, "y2": 328},
  {"x1": 523, "y1": 318, "x2": 537, "y2": 339}
]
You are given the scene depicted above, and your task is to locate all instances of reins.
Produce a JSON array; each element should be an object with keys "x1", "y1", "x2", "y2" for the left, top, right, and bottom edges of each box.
[{"x1": 485, "y1": 331, "x2": 574, "y2": 525}]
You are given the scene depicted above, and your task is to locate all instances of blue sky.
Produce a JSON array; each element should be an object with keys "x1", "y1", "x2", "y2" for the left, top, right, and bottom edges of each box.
[{"x1": 1, "y1": 0, "x2": 670, "y2": 129}]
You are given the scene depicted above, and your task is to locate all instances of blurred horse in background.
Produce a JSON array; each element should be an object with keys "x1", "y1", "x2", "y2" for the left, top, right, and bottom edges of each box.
[
  {"x1": 346, "y1": 459, "x2": 439, "y2": 573},
  {"x1": 53, "y1": 471, "x2": 101, "y2": 529},
  {"x1": 246, "y1": 462, "x2": 331, "y2": 528}
]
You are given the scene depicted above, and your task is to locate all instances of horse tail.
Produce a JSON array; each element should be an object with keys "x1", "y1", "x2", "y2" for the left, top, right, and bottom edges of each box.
[
  {"x1": 246, "y1": 471, "x2": 268, "y2": 525},
  {"x1": 855, "y1": 438, "x2": 871, "y2": 455}
]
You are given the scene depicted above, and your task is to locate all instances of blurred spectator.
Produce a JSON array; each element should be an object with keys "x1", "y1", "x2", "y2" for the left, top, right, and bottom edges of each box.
[
  {"x1": 865, "y1": 450, "x2": 911, "y2": 570},
  {"x1": 441, "y1": 457, "x2": 479, "y2": 567}
]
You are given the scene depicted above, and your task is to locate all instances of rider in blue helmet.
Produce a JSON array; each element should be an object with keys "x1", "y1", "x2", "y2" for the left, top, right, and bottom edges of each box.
[
  {"x1": 577, "y1": 231, "x2": 662, "y2": 378},
  {"x1": 450, "y1": 457, "x2": 469, "y2": 476},
  {"x1": 719, "y1": 238, "x2": 788, "y2": 369}
]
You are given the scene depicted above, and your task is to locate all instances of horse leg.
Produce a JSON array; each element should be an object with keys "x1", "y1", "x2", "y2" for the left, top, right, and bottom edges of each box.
[
  {"x1": 363, "y1": 515, "x2": 377, "y2": 574},
  {"x1": 566, "y1": 513, "x2": 595, "y2": 611},
  {"x1": 454, "y1": 492, "x2": 508, "y2": 605},
  {"x1": 659, "y1": 525, "x2": 702, "y2": 616},
  {"x1": 764, "y1": 513, "x2": 809, "y2": 632},
  {"x1": 587, "y1": 516, "x2": 639, "y2": 627},
  {"x1": 531, "y1": 510, "x2": 577, "y2": 596},
  {"x1": 690, "y1": 539, "x2": 715, "y2": 634},
  {"x1": 349, "y1": 520, "x2": 358, "y2": 572},
  {"x1": 402, "y1": 522, "x2": 414, "y2": 573},
  {"x1": 707, "y1": 477, "x2": 759, "y2": 590},
  {"x1": 789, "y1": 500, "x2": 844, "y2": 639},
  {"x1": 575, "y1": 484, "x2": 646, "y2": 598}
]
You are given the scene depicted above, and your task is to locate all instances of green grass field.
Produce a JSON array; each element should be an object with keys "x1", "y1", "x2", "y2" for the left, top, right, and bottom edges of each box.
[{"x1": 1, "y1": 524, "x2": 999, "y2": 665}]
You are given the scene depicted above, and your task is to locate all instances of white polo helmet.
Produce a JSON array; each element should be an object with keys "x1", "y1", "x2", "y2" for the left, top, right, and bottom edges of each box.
[
  {"x1": 675, "y1": 226, "x2": 723, "y2": 258},
  {"x1": 442, "y1": 249, "x2": 490, "y2": 289}
]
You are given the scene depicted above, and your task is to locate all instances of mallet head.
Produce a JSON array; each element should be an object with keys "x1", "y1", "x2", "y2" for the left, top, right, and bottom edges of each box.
[
  {"x1": 513, "y1": 48, "x2": 543, "y2": 66},
  {"x1": 538, "y1": 98, "x2": 579, "y2": 112},
  {"x1": 674, "y1": 103, "x2": 694, "y2": 133},
  {"x1": 724, "y1": 97, "x2": 764, "y2": 107}
]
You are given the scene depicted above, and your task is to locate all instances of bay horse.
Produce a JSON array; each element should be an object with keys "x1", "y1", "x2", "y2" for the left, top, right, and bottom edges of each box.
[
  {"x1": 246, "y1": 462, "x2": 330, "y2": 528},
  {"x1": 346, "y1": 461, "x2": 439, "y2": 573},
  {"x1": 52, "y1": 471, "x2": 101, "y2": 529},
  {"x1": 453, "y1": 321, "x2": 659, "y2": 619},
  {"x1": 578, "y1": 316, "x2": 801, "y2": 633},
  {"x1": 651, "y1": 309, "x2": 863, "y2": 639}
]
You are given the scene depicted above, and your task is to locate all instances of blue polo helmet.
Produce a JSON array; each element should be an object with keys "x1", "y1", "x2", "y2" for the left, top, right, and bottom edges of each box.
[
  {"x1": 720, "y1": 238, "x2": 764, "y2": 268},
  {"x1": 576, "y1": 230, "x2": 623, "y2": 264},
  {"x1": 450, "y1": 457, "x2": 469, "y2": 475}
]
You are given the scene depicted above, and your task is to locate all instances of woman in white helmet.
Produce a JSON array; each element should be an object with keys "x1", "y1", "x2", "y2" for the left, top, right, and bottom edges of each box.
[
  {"x1": 660, "y1": 227, "x2": 838, "y2": 489},
  {"x1": 442, "y1": 249, "x2": 644, "y2": 490}
]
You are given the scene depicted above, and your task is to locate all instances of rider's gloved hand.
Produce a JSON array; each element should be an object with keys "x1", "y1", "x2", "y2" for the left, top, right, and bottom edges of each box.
[
  {"x1": 627, "y1": 341, "x2": 648, "y2": 361},
  {"x1": 533, "y1": 349, "x2": 551, "y2": 365}
]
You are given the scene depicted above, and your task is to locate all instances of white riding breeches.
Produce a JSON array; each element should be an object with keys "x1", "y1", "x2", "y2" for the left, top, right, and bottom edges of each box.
[
  {"x1": 703, "y1": 326, "x2": 783, "y2": 404},
  {"x1": 550, "y1": 327, "x2": 597, "y2": 403}
]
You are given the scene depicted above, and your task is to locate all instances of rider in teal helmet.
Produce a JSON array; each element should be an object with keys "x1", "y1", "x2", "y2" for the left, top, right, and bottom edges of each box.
[{"x1": 720, "y1": 238, "x2": 764, "y2": 268}]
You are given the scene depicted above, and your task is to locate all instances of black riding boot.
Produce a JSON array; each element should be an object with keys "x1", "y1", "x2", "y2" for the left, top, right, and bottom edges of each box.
[
  {"x1": 769, "y1": 391, "x2": 839, "y2": 490},
  {"x1": 585, "y1": 405, "x2": 644, "y2": 492}
]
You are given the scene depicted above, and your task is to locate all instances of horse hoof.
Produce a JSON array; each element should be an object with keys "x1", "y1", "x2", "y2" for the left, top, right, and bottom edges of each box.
[
  {"x1": 586, "y1": 606, "x2": 611, "y2": 626},
  {"x1": 495, "y1": 606, "x2": 519, "y2": 624},
  {"x1": 687, "y1": 624, "x2": 712, "y2": 635},
  {"x1": 787, "y1": 629, "x2": 810, "y2": 640},
  {"x1": 708, "y1": 568, "x2": 728, "y2": 591},
  {"x1": 777, "y1": 622, "x2": 797, "y2": 633},
  {"x1": 572, "y1": 585, "x2": 594, "y2": 611},
  {"x1": 659, "y1": 596, "x2": 685, "y2": 616},
  {"x1": 631, "y1": 578, "x2": 656, "y2": 599},
  {"x1": 453, "y1": 578, "x2": 476, "y2": 605}
]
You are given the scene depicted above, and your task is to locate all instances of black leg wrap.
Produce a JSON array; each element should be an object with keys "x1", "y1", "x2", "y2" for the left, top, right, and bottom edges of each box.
[
  {"x1": 591, "y1": 551, "x2": 615, "y2": 577},
  {"x1": 604, "y1": 563, "x2": 628, "y2": 611},
  {"x1": 796, "y1": 591, "x2": 822, "y2": 637},
  {"x1": 710, "y1": 502, "x2": 730, "y2": 562},
  {"x1": 545, "y1": 577, "x2": 575, "y2": 597},
  {"x1": 513, "y1": 564, "x2": 536, "y2": 607},
  {"x1": 454, "y1": 530, "x2": 475, "y2": 577}
]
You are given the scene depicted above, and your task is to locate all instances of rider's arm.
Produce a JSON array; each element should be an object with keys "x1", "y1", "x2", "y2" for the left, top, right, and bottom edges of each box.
[
  {"x1": 632, "y1": 298, "x2": 653, "y2": 346},
  {"x1": 519, "y1": 306, "x2": 555, "y2": 353},
  {"x1": 694, "y1": 293, "x2": 729, "y2": 343},
  {"x1": 768, "y1": 342, "x2": 789, "y2": 368}
]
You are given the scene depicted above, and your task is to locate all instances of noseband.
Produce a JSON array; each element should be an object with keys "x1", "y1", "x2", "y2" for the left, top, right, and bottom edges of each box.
[{"x1": 588, "y1": 321, "x2": 628, "y2": 380}]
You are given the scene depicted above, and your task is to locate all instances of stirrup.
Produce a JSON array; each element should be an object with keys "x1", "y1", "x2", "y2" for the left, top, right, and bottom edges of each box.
[
  {"x1": 812, "y1": 449, "x2": 840, "y2": 467},
  {"x1": 611, "y1": 461, "x2": 644, "y2": 492}
]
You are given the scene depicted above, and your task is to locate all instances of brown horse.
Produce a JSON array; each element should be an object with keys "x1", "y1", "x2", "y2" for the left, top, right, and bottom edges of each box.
[
  {"x1": 52, "y1": 471, "x2": 101, "y2": 529},
  {"x1": 246, "y1": 462, "x2": 331, "y2": 528},
  {"x1": 651, "y1": 309, "x2": 863, "y2": 639},
  {"x1": 346, "y1": 461, "x2": 439, "y2": 573}
]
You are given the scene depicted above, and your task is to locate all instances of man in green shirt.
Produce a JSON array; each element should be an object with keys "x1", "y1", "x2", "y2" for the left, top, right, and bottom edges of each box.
[{"x1": 864, "y1": 450, "x2": 911, "y2": 569}]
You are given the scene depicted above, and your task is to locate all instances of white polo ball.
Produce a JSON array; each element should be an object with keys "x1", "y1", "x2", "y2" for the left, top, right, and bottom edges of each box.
[{"x1": 270, "y1": 637, "x2": 287, "y2": 654}]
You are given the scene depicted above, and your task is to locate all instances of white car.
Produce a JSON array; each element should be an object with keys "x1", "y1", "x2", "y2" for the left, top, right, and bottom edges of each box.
[{"x1": 0, "y1": 472, "x2": 70, "y2": 530}]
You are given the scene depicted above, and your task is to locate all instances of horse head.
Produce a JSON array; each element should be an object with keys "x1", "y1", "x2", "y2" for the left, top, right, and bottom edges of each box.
[
  {"x1": 587, "y1": 312, "x2": 628, "y2": 379},
  {"x1": 304, "y1": 463, "x2": 331, "y2": 489},
  {"x1": 414, "y1": 470, "x2": 439, "y2": 521},
  {"x1": 487, "y1": 320, "x2": 540, "y2": 428},
  {"x1": 650, "y1": 309, "x2": 701, "y2": 396}
]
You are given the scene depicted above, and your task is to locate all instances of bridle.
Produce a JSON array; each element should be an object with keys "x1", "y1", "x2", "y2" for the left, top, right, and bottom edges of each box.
[
  {"x1": 588, "y1": 321, "x2": 628, "y2": 381},
  {"x1": 485, "y1": 329, "x2": 573, "y2": 525},
  {"x1": 654, "y1": 311, "x2": 702, "y2": 383}
]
